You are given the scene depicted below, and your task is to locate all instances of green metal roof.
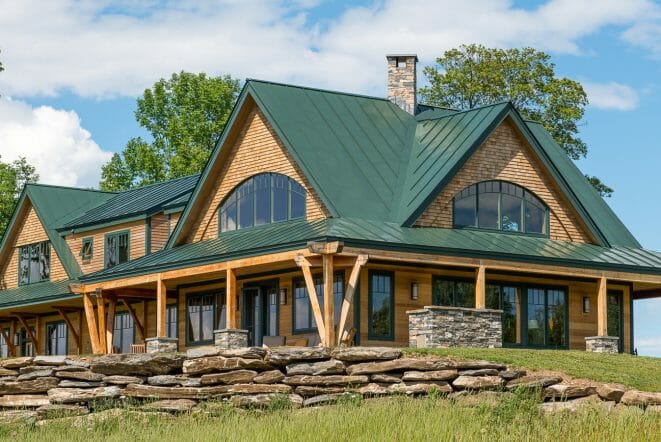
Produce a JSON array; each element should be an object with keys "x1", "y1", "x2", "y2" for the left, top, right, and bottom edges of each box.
[
  {"x1": 0, "y1": 279, "x2": 78, "y2": 310},
  {"x1": 0, "y1": 185, "x2": 115, "y2": 279},
  {"x1": 59, "y1": 174, "x2": 199, "y2": 232},
  {"x1": 81, "y1": 218, "x2": 661, "y2": 284}
]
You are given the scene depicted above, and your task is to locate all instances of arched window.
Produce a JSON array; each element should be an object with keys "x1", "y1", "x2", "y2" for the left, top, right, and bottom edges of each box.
[
  {"x1": 453, "y1": 181, "x2": 548, "y2": 235},
  {"x1": 219, "y1": 173, "x2": 306, "y2": 233}
]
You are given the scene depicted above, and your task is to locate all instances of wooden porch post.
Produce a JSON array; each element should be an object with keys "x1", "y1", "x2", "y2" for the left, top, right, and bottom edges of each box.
[
  {"x1": 337, "y1": 255, "x2": 368, "y2": 345},
  {"x1": 96, "y1": 292, "x2": 107, "y2": 353},
  {"x1": 105, "y1": 295, "x2": 117, "y2": 353},
  {"x1": 9, "y1": 320, "x2": 17, "y2": 357},
  {"x1": 597, "y1": 276, "x2": 608, "y2": 336},
  {"x1": 323, "y1": 254, "x2": 335, "y2": 346},
  {"x1": 475, "y1": 265, "x2": 486, "y2": 309},
  {"x1": 295, "y1": 255, "x2": 325, "y2": 345},
  {"x1": 156, "y1": 274, "x2": 167, "y2": 337},
  {"x1": 82, "y1": 292, "x2": 101, "y2": 354},
  {"x1": 226, "y1": 268, "x2": 237, "y2": 329}
]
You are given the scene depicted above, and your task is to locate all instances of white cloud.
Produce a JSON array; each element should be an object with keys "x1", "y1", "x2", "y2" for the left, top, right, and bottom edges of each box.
[
  {"x1": 635, "y1": 337, "x2": 661, "y2": 358},
  {"x1": 0, "y1": 0, "x2": 659, "y2": 98},
  {"x1": 583, "y1": 81, "x2": 640, "y2": 111},
  {"x1": 0, "y1": 98, "x2": 113, "y2": 187}
]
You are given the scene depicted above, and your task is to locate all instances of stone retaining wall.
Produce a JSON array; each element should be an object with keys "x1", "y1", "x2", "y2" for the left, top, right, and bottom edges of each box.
[
  {"x1": 408, "y1": 306, "x2": 503, "y2": 348},
  {"x1": 0, "y1": 348, "x2": 659, "y2": 423}
]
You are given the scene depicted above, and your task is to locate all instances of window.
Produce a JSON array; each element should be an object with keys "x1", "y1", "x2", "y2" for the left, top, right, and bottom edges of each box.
[
  {"x1": 219, "y1": 173, "x2": 307, "y2": 233},
  {"x1": 18, "y1": 241, "x2": 50, "y2": 285},
  {"x1": 186, "y1": 292, "x2": 225, "y2": 345},
  {"x1": 453, "y1": 181, "x2": 548, "y2": 235},
  {"x1": 293, "y1": 273, "x2": 344, "y2": 333},
  {"x1": 46, "y1": 321, "x2": 67, "y2": 356},
  {"x1": 18, "y1": 328, "x2": 35, "y2": 357},
  {"x1": 486, "y1": 284, "x2": 520, "y2": 345},
  {"x1": 432, "y1": 277, "x2": 475, "y2": 308},
  {"x1": 526, "y1": 287, "x2": 567, "y2": 348},
  {"x1": 112, "y1": 312, "x2": 134, "y2": 353},
  {"x1": 166, "y1": 304, "x2": 178, "y2": 339},
  {"x1": 80, "y1": 237, "x2": 93, "y2": 262},
  {"x1": 105, "y1": 231, "x2": 129, "y2": 269},
  {"x1": 0, "y1": 329, "x2": 9, "y2": 358},
  {"x1": 268, "y1": 289, "x2": 278, "y2": 336},
  {"x1": 368, "y1": 271, "x2": 394, "y2": 340}
]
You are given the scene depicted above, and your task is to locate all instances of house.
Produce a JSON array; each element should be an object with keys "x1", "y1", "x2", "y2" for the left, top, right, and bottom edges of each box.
[{"x1": 1, "y1": 55, "x2": 660, "y2": 357}]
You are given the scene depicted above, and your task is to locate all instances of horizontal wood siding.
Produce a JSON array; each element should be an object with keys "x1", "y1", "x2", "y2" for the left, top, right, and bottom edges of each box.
[
  {"x1": 187, "y1": 106, "x2": 328, "y2": 243},
  {"x1": 415, "y1": 119, "x2": 594, "y2": 244},
  {"x1": 65, "y1": 221, "x2": 146, "y2": 275},
  {"x1": 150, "y1": 213, "x2": 170, "y2": 253},
  {"x1": 0, "y1": 204, "x2": 67, "y2": 289}
]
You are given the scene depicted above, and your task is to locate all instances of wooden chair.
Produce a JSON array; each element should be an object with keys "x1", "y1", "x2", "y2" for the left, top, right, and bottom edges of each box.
[
  {"x1": 130, "y1": 344, "x2": 146, "y2": 354},
  {"x1": 340, "y1": 327, "x2": 356, "y2": 347},
  {"x1": 262, "y1": 336, "x2": 286, "y2": 347}
]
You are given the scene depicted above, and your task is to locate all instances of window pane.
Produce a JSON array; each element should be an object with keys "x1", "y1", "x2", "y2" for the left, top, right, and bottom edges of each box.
[
  {"x1": 607, "y1": 293, "x2": 622, "y2": 339},
  {"x1": 294, "y1": 282, "x2": 310, "y2": 331},
  {"x1": 432, "y1": 280, "x2": 454, "y2": 306},
  {"x1": 486, "y1": 285, "x2": 500, "y2": 310},
  {"x1": 167, "y1": 304, "x2": 178, "y2": 339},
  {"x1": 215, "y1": 293, "x2": 226, "y2": 331},
  {"x1": 501, "y1": 193, "x2": 522, "y2": 232},
  {"x1": 118, "y1": 234, "x2": 129, "y2": 264},
  {"x1": 254, "y1": 174, "x2": 270, "y2": 226},
  {"x1": 525, "y1": 198, "x2": 546, "y2": 234},
  {"x1": 502, "y1": 287, "x2": 519, "y2": 344},
  {"x1": 547, "y1": 290, "x2": 566, "y2": 347},
  {"x1": 455, "y1": 282, "x2": 475, "y2": 308},
  {"x1": 527, "y1": 289, "x2": 545, "y2": 346},
  {"x1": 333, "y1": 274, "x2": 344, "y2": 325},
  {"x1": 187, "y1": 296, "x2": 201, "y2": 342},
  {"x1": 369, "y1": 273, "x2": 392, "y2": 339},
  {"x1": 19, "y1": 247, "x2": 29, "y2": 284},
  {"x1": 106, "y1": 236, "x2": 116, "y2": 268},
  {"x1": 201, "y1": 295, "x2": 214, "y2": 341},
  {"x1": 268, "y1": 290, "x2": 278, "y2": 336},
  {"x1": 237, "y1": 179, "x2": 254, "y2": 229},
  {"x1": 220, "y1": 194, "x2": 237, "y2": 232},
  {"x1": 454, "y1": 196, "x2": 476, "y2": 227},
  {"x1": 290, "y1": 180, "x2": 306, "y2": 219},
  {"x1": 478, "y1": 192, "x2": 499, "y2": 229},
  {"x1": 272, "y1": 174, "x2": 288, "y2": 222},
  {"x1": 30, "y1": 244, "x2": 41, "y2": 282}
]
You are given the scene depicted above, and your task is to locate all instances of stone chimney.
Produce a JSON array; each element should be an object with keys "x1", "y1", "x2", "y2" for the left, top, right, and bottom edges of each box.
[{"x1": 386, "y1": 54, "x2": 418, "y2": 114}]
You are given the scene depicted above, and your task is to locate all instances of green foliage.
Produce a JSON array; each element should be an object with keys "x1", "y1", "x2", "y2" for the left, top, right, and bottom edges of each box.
[
  {"x1": 100, "y1": 72, "x2": 240, "y2": 191},
  {"x1": 0, "y1": 156, "x2": 39, "y2": 239},
  {"x1": 420, "y1": 45, "x2": 611, "y2": 197}
]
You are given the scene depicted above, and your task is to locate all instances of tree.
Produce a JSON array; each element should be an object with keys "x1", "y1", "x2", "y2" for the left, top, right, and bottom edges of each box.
[
  {"x1": 419, "y1": 44, "x2": 613, "y2": 197},
  {"x1": 100, "y1": 72, "x2": 240, "y2": 191},
  {"x1": 0, "y1": 156, "x2": 39, "y2": 239}
]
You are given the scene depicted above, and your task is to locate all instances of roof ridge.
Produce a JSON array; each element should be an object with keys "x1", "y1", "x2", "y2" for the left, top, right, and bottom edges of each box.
[
  {"x1": 246, "y1": 78, "x2": 393, "y2": 103},
  {"x1": 419, "y1": 101, "x2": 512, "y2": 121},
  {"x1": 26, "y1": 183, "x2": 116, "y2": 194},
  {"x1": 119, "y1": 173, "x2": 200, "y2": 194}
]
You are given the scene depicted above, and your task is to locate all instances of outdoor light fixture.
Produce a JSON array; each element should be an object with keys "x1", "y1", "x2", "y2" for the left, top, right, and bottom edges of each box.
[
  {"x1": 410, "y1": 282, "x2": 419, "y2": 301},
  {"x1": 279, "y1": 288, "x2": 288, "y2": 305},
  {"x1": 583, "y1": 296, "x2": 590, "y2": 313}
]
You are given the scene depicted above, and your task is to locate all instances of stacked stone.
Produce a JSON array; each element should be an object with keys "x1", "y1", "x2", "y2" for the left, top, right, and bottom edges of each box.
[
  {"x1": 0, "y1": 348, "x2": 660, "y2": 423},
  {"x1": 408, "y1": 306, "x2": 503, "y2": 348}
]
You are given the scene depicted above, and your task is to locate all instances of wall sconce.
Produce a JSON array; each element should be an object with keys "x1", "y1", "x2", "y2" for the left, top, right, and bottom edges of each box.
[
  {"x1": 410, "y1": 282, "x2": 419, "y2": 301},
  {"x1": 582, "y1": 296, "x2": 590, "y2": 313},
  {"x1": 279, "y1": 288, "x2": 288, "y2": 305}
]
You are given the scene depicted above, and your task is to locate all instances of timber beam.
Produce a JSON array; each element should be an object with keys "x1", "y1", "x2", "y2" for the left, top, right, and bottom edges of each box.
[
  {"x1": 122, "y1": 299, "x2": 146, "y2": 341},
  {"x1": 12, "y1": 313, "x2": 38, "y2": 351},
  {"x1": 82, "y1": 293, "x2": 102, "y2": 354},
  {"x1": 337, "y1": 254, "x2": 368, "y2": 345},
  {"x1": 295, "y1": 254, "x2": 326, "y2": 344},
  {"x1": 54, "y1": 307, "x2": 83, "y2": 354},
  {"x1": 0, "y1": 327, "x2": 17, "y2": 357}
]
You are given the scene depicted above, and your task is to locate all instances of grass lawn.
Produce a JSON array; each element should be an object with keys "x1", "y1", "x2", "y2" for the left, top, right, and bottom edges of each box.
[
  {"x1": 3, "y1": 393, "x2": 660, "y2": 442},
  {"x1": 405, "y1": 348, "x2": 661, "y2": 391}
]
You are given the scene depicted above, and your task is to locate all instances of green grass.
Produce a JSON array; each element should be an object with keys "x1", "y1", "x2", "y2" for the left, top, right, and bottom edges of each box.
[
  {"x1": 405, "y1": 348, "x2": 661, "y2": 391},
  {"x1": 2, "y1": 394, "x2": 659, "y2": 442}
]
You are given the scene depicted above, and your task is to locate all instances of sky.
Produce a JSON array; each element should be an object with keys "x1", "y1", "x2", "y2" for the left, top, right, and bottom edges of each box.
[{"x1": 0, "y1": 0, "x2": 660, "y2": 355}]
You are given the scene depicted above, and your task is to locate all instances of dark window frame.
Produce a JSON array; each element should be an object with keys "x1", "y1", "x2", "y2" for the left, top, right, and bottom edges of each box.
[
  {"x1": 80, "y1": 237, "x2": 93, "y2": 262},
  {"x1": 17, "y1": 241, "x2": 51, "y2": 285},
  {"x1": 166, "y1": 303, "x2": 178, "y2": 339},
  {"x1": 452, "y1": 180, "x2": 550, "y2": 237},
  {"x1": 185, "y1": 291, "x2": 225, "y2": 347},
  {"x1": 218, "y1": 173, "x2": 307, "y2": 234},
  {"x1": 431, "y1": 276, "x2": 476, "y2": 308},
  {"x1": 45, "y1": 320, "x2": 68, "y2": 356},
  {"x1": 112, "y1": 311, "x2": 135, "y2": 353},
  {"x1": 368, "y1": 270, "x2": 395, "y2": 341},
  {"x1": 292, "y1": 272, "x2": 344, "y2": 335},
  {"x1": 104, "y1": 230, "x2": 130, "y2": 269}
]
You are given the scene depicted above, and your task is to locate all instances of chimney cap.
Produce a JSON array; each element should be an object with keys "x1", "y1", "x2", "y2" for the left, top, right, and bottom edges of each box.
[{"x1": 386, "y1": 54, "x2": 419, "y2": 62}]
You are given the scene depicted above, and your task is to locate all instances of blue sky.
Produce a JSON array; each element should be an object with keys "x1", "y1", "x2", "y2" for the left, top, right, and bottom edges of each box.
[{"x1": 1, "y1": 0, "x2": 660, "y2": 355}]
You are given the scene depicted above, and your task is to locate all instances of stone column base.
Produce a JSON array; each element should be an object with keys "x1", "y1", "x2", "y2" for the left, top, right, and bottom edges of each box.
[
  {"x1": 145, "y1": 337, "x2": 179, "y2": 353},
  {"x1": 408, "y1": 306, "x2": 503, "y2": 348},
  {"x1": 214, "y1": 329, "x2": 249, "y2": 349},
  {"x1": 585, "y1": 336, "x2": 619, "y2": 353}
]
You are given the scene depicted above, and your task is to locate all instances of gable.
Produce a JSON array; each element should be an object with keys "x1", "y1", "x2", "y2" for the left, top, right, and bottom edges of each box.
[
  {"x1": 0, "y1": 201, "x2": 68, "y2": 289},
  {"x1": 414, "y1": 118, "x2": 595, "y2": 244},
  {"x1": 184, "y1": 103, "x2": 329, "y2": 243}
]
